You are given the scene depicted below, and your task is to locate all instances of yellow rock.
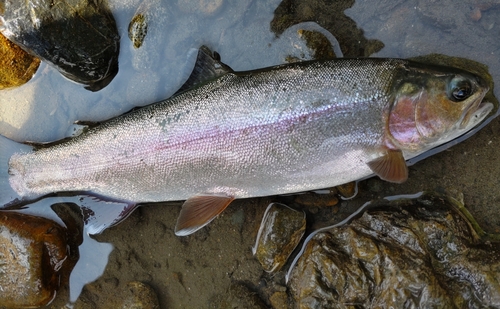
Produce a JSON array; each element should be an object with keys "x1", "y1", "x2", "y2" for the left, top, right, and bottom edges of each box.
[
  {"x1": 269, "y1": 291, "x2": 289, "y2": 309},
  {"x1": 0, "y1": 33, "x2": 40, "y2": 90}
]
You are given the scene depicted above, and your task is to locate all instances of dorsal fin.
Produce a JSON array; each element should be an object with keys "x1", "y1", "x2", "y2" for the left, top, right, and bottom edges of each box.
[{"x1": 176, "y1": 45, "x2": 234, "y2": 94}]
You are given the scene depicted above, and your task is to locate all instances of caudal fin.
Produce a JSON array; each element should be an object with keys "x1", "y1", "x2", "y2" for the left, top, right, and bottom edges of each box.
[{"x1": 0, "y1": 135, "x2": 33, "y2": 207}]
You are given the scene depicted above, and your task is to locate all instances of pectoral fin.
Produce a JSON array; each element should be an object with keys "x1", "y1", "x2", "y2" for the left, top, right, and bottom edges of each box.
[
  {"x1": 367, "y1": 149, "x2": 408, "y2": 183},
  {"x1": 175, "y1": 194, "x2": 235, "y2": 236}
]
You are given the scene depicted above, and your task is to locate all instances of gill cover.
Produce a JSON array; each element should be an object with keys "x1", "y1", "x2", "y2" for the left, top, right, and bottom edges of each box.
[{"x1": 387, "y1": 63, "x2": 488, "y2": 151}]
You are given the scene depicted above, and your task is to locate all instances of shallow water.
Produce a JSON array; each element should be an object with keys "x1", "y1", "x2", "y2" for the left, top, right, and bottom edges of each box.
[{"x1": 1, "y1": 0, "x2": 500, "y2": 308}]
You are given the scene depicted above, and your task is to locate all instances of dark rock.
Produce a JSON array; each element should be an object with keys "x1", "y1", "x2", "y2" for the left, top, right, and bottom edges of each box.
[
  {"x1": 289, "y1": 192, "x2": 500, "y2": 308},
  {"x1": 0, "y1": 0, "x2": 120, "y2": 91}
]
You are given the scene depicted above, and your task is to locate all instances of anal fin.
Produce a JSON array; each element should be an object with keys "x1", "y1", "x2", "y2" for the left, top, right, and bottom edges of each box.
[
  {"x1": 175, "y1": 194, "x2": 235, "y2": 236},
  {"x1": 367, "y1": 149, "x2": 408, "y2": 183}
]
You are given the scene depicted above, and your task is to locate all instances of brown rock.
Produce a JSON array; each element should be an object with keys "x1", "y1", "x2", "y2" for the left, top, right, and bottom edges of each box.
[
  {"x1": 0, "y1": 33, "x2": 40, "y2": 90},
  {"x1": 294, "y1": 192, "x2": 338, "y2": 207},
  {"x1": 253, "y1": 203, "x2": 306, "y2": 272},
  {"x1": 0, "y1": 211, "x2": 69, "y2": 308},
  {"x1": 335, "y1": 182, "x2": 357, "y2": 199},
  {"x1": 269, "y1": 291, "x2": 289, "y2": 309},
  {"x1": 129, "y1": 13, "x2": 148, "y2": 49},
  {"x1": 121, "y1": 281, "x2": 160, "y2": 309},
  {"x1": 289, "y1": 192, "x2": 500, "y2": 308}
]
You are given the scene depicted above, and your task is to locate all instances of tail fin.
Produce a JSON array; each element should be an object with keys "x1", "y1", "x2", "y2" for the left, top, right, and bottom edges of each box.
[{"x1": 0, "y1": 135, "x2": 33, "y2": 207}]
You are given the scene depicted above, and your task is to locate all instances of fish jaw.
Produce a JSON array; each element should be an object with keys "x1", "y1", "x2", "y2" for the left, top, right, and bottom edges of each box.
[{"x1": 459, "y1": 87, "x2": 489, "y2": 129}]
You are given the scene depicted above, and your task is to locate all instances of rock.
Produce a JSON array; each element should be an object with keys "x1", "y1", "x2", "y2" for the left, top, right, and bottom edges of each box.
[
  {"x1": 121, "y1": 281, "x2": 160, "y2": 309},
  {"x1": 0, "y1": 33, "x2": 40, "y2": 90},
  {"x1": 129, "y1": 13, "x2": 148, "y2": 49},
  {"x1": 297, "y1": 30, "x2": 336, "y2": 60},
  {"x1": 128, "y1": 0, "x2": 150, "y2": 49},
  {"x1": 271, "y1": 0, "x2": 384, "y2": 57},
  {"x1": 253, "y1": 203, "x2": 306, "y2": 272},
  {"x1": 269, "y1": 291, "x2": 290, "y2": 309},
  {"x1": 288, "y1": 192, "x2": 500, "y2": 308},
  {"x1": 0, "y1": 211, "x2": 69, "y2": 308},
  {"x1": 335, "y1": 182, "x2": 357, "y2": 199},
  {"x1": 294, "y1": 191, "x2": 338, "y2": 208},
  {"x1": 0, "y1": 0, "x2": 120, "y2": 91}
]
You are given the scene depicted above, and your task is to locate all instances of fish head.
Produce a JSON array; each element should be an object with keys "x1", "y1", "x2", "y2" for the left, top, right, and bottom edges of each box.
[{"x1": 387, "y1": 63, "x2": 490, "y2": 153}]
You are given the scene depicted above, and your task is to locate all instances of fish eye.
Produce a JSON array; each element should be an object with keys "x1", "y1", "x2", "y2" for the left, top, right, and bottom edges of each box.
[{"x1": 448, "y1": 76, "x2": 473, "y2": 102}]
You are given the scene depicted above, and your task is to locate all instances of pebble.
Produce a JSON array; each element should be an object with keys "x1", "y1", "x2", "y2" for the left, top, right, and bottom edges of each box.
[
  {"x1": 129, "y1": 13, "x2": 148, "y2": 49},
  {"x1": 121, "y1": 281, "x2": 160, "y2": 309},
  {"x1": 336, "y1": 182, "x2": 357, "y2": 199},
  {"x1": 294, "y1": 191, "x2": 338, "y2": 207},
  {"x1": 253, "y1": 203, "x2": 306, "y2": 272},
  {"x1": 128, "y1": 0, "x2": 155, "y2": 50}
]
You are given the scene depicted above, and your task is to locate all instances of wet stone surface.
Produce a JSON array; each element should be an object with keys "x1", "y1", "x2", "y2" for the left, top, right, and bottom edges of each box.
[
  {"x1": 0, "y1": 33, "x2": 40, "y2": 90},
  {"x1": 0, "y1": 211, "x2": 69, "y2": 308},
  {"x1": 0, "y1": 0, "x2": 120, "y2": 91},
  {"x1": 128, "y1": 1, "x2": 150, "y2": 49},
  {"x1": 297, "y1": 30, "x2": 337, "y2": 60},
  {"x1": 129, "y1": 14, "x2": 148, "y2": 49},
  {"x1": 288, "y1": 193, "x2": 500, "y2": 308},
  {"x1": 253, "y1": 203, "x2": 306, "y2": 272}
]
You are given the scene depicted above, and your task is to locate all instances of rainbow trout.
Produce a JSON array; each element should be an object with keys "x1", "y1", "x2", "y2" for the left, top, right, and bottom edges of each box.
[{"x1": 0, "y1": 47, "x2": 492, "y2": 235}]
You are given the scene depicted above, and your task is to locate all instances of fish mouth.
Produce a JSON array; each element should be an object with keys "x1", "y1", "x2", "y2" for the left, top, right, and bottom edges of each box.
[
  {"x1": 459, "y1": 88, "x2": 489, "y2": 129},
  {"x1": 460, "y1": 100, "x2": 494, "y2": 132}
]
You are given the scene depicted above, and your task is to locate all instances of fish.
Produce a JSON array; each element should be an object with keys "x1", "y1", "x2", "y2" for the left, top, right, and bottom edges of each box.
[{"x1": 0, "y1": 46, "x2": 493, "y2": 236}]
